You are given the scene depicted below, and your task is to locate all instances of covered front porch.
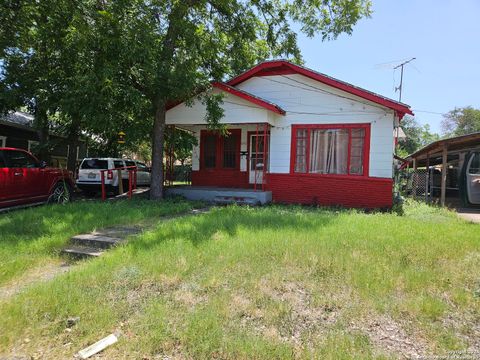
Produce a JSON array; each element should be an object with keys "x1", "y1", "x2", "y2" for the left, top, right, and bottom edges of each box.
[
  {"x1": 163, "y1": 122, "x2": 273, "y2": 204},
  {"x1": 163, "y1": 80, "x2": 286, "y2": 204},
  {"x1": 166, "y1": 121, "x2": 271, "y2": 184}
]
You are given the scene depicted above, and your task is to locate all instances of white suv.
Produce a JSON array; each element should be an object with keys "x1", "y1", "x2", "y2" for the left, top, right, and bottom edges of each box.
[{"x1": 76, "y1": 158, "x2": 150, "y2": 195}]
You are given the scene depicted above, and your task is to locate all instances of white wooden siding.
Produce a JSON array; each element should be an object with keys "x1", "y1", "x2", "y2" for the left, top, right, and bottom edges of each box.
[
  {"x1": 166, "y1": 74, "x2": 396, "y2": 179},
  {"x1": 166, "y1": 89, "x2": 275, "y2": 126},
  {"x1": 236, "y1": 75, "x2": 395, "y2": 178}
]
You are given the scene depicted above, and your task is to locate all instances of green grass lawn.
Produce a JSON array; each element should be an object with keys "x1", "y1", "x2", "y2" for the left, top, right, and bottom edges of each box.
[
  {"x1": 0, "y1": 199, "x2": 195, "y2": 287},
  {"x1": 0, "y1": 201, "x2": 479, "y2": 359}
]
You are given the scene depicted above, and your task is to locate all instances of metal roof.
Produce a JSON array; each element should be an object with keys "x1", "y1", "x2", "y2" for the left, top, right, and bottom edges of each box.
[
  {"x1": 408, "y1": 132, "x2": 480, "y2": 159},
  {"x1": 1, "y1": 111, "x2": 34, "y2": 126}
]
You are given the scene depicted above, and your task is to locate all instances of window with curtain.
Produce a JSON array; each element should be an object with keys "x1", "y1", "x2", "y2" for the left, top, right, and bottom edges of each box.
[{"x1": 294, "y1": 126, "x2": 367, "y2": 176}]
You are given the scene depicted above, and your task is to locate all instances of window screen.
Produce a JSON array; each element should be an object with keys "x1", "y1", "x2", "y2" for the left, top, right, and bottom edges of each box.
[
  {"x1": 223, "y1": 135, "x2": 237, "y2": 168},
  {"x1": 203, "y1": 135, "x2": 217, "y2": 168}
]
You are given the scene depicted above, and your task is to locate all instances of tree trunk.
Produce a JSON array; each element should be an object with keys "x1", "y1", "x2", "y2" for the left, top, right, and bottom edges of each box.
[
  {"x1": 150, "y1": 102, "x2": 166, "y2": 200},
  {"x1": 67, "y1": 116, "x2": 81, "y2": 172},
  {"x1": 34, "y1": 105, "x2": 51, "y2": 164}
]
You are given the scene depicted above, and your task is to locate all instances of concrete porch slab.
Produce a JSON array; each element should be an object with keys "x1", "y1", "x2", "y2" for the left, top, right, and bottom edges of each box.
[{"x1": 165, "y1": 186, "x2": 272, "y2": 205}]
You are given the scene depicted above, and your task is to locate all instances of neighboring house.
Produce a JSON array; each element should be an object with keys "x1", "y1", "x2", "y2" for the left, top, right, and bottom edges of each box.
[
  {"x1": 166, "y1": 60, "x2": 413, "y2": 208},
  {"x1": 0, "y1": 111, "x2": 87, "y2": 168}
]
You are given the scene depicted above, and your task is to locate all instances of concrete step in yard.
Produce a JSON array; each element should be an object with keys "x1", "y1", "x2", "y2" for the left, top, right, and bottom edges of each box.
[
  {"x1": 70, "y1": 234, "x2": 124, "y2": 249},
  {"x1": 62, "y1": 246, "x2": 105, "y2": 260},
  {"x1": 62, "y1": 209, "x2": 210, "y2": 260},
  {"x1": 62, "y1": 226, "x2": 142, "y2": 260}
]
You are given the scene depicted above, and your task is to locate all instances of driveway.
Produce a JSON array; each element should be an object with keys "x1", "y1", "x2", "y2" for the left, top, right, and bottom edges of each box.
[{"x1": 457, "y1": 208, "x2": 480, "y2": 223}]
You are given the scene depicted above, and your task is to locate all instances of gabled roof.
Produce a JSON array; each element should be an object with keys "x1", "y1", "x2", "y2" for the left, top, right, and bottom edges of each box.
[
  {"x1": 227, "y1": 60, "x2": 414, "y2": 119},
  {"x1": 167, "y1": 82, "x2": 285, "y2": 115},
  {"x1": 212, "y1": 82, "x2": 285, "y2": 115}
]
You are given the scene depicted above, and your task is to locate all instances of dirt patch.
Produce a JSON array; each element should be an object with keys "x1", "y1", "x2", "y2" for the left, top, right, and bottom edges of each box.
[
  {"x1": 351, "y1": 315, "x2": 429, "y2": 359},
  {"x1": 173, "y1": 287, "x2": 207, "y2": 308},
  {"x1": 442, "y1": 313, "x2": 480, "y2": 353},
  {"x1": 237, "y1": 279, "x2": 340, "y2": 347},
  {"x1": 0, "y1": 261, "x2": 70, "y2": 301}
]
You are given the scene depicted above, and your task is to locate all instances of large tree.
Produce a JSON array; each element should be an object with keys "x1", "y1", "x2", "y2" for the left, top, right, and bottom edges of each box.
[
  {"x1": 442, "y1": 106, "x2": 480, "y2": 137},
  {"x1": 1, "y1": 0, "x2": 152, "y2": 168},
  {"x1": 0, "y1": 0, "x2": 75, "y2": 162},
  {"x1": 89, "y1": 0, "x2": 372, "y2": 199}
]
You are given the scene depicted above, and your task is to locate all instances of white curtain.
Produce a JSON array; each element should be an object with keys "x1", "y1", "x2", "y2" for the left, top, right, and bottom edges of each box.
[
  {"x1": 309, "y1": 130, "x2": 327, "y2": 173},
  {"x1": 309, "y1": 129, "x2": 348, "y2": 174}
]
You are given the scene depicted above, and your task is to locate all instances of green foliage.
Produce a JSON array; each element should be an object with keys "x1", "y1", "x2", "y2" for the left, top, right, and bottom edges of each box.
[
  {"x1": 442, "y1": 106, "x2": 480, "y2": 136},
  {"x1": 1, "y1": 0, "x2": 372, "y2": 196},
  {"x1": 0, "y1": 199, "x2": 194, "y2": 287},
  {"x1": 94, "y1": 0, "x2": 372, "y2": 198},
  {"x1": 165, "y1": 127, "x2": 198, "y2": 165},
  {"x1": 397, "y1": 116, "x2": 440, "y2": 157}
]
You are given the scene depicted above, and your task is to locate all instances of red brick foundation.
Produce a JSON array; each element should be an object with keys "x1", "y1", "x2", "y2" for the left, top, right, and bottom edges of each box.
[
  {"x1": 191, "y1": 170, "x2": 249, "y2": 188},
  {"x1": 191, "y1": 170, "x2": 393, "y2": 208},
  {"x1": 266, "y1": 173, "x2": 393, "y2": 208}
]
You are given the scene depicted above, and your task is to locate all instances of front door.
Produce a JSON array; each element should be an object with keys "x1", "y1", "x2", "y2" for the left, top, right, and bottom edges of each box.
[
  {"x1": 466, "y1": 152, "x2": 480, "y2": 204},
  {"x1": 249, "y1": 134, "x2": 269, "y2": 185}
]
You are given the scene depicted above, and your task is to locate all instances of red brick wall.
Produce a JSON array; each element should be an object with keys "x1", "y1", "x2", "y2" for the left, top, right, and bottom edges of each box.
[
  {"x1": 192, "y1": 171, "x2": 392, "y2": 208},
  {"x1": 192, "y1": 170, "x2": 249, "y2": 188},
  {"x1": 266, "y1": 174, "x2": 393, "y2": 208}
]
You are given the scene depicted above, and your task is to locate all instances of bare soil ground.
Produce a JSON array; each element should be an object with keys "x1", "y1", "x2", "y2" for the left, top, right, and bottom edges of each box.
[{"x1": 0, "y1": 260, "x2": 70, "y2": 302}]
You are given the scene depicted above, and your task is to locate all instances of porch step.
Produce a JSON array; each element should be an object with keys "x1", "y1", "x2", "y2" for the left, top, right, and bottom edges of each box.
[
  {"x1": 62, "y1": 246, "x2": 104, "y2": 259},
  {"x1": 165, "y1": 186, "x2": 272, "y2": 205},
  {"x1": 213, "y1": 196, "x2": 261, "y2": 206},
  {"x1": 70, "y1": 234, "x2": 124, "y2": 249}
]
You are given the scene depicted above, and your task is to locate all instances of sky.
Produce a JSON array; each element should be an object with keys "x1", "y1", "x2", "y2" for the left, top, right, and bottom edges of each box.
[{"x1": 296, "y1": 0, "x2": 480, "y2": 134}]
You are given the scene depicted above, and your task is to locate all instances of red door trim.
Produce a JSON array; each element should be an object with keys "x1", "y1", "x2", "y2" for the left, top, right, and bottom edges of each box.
[
  {"x1": 247, "y1": 130, "x2": 270, "y2": 181},
  {"x1": 200, "y1": 129, "x2": 241, "y2": 171}
]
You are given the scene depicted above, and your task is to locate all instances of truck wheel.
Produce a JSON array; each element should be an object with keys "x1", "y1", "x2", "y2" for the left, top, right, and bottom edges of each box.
[{"x1": 48, "y1": 182, "x2": 72, "y2": 204}]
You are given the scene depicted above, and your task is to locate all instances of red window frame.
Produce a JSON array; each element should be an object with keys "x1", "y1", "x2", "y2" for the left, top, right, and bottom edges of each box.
[
  {"x1": 200, "y1": 129, "x2": 241, "y2": 171},
  {"x1": 290, "y1": 123, "x2": 370, "y2": 177}
]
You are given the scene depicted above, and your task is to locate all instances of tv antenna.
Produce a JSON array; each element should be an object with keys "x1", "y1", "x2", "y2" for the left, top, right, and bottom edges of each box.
[{"x1": 394, "y1": 57, "x2": 416, "y2": 102}]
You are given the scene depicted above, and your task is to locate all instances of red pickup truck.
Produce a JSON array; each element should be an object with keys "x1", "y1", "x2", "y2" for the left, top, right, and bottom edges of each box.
[{"x1": 0, "y1": 147, "x2": 74, "y2": 209}]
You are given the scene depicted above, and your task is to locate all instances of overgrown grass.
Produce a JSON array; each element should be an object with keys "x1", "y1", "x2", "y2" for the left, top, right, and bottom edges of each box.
[
  {"x1": 0, "y1": 200, "x2": 479, "y2": 359},
  {"x1": 0, "y1": 199, "x2": 195, "y2": 286}
]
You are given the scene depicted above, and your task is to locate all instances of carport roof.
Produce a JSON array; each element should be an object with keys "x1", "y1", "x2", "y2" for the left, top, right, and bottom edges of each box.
[{"x1": 407, "y1": 131, "x2": 480, "y2": 166}]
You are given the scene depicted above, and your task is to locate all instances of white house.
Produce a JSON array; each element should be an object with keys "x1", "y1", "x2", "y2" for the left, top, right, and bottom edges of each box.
[{"x1": 165, "y1": 60, "x2": 413, "y2": 208}]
